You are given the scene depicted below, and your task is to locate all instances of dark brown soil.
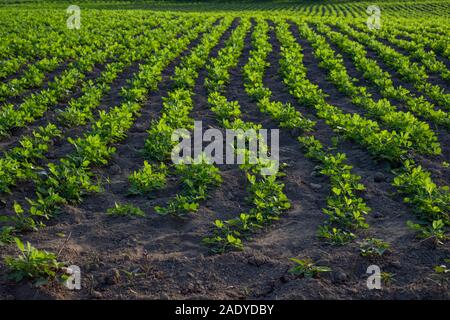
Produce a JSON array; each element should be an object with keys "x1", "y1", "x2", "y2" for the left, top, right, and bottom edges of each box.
[{"x1": 0, "y1": 17, "x2": 448, "y2": 300}]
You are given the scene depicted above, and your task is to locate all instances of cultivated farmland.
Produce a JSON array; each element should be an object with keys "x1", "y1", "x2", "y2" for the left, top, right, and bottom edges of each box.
[{"x1": 0, "y1": 0, "x2": 449, "y2": 300}]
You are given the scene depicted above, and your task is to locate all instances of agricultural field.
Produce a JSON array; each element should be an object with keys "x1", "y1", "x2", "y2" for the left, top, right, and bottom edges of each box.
[{"x1": 0, "y1": 0, "x2": 449, "y2": 301}]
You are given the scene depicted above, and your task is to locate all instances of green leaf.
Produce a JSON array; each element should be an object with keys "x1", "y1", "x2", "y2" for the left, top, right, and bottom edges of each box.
[{"x1": 15, "y1": 238, "x2": 24, "y2": 251}]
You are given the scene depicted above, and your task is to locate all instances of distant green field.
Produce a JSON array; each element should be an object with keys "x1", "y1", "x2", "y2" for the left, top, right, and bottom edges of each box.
[{"x1": 2, "y1": 0, "x2": 450, "y2": 16}]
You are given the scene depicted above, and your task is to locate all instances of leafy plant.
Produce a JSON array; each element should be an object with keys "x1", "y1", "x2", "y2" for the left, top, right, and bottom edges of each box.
[
  {"x1": 407, "y1": 220, "x2": 448, "y2": 245},
  {"x1": 176, "y1": 158, "x2": 222, "y2": 199},
  {"x1": 4, "y1": 238, "x2": 65, "y2": 286},
  {"x1": 2, "y1": 202, "x2": 42, "y2": 232},
  {"x1": 381, "y1": 272, "x2": 395, "y2": 285},
  {"x1": 359, "y1": 238, "x2": 390, "y2": 257},
  {"x1": 393, "y1": 160, "x2": 450, "y2": 224},
  {"x1": 289, "y1": 258, "x2": 331, "y2": 278},
  {"x1": 107, "y1": 202, "x2": 145, "y2": 217},
  {"x1": 202, "y1": 219, "x2": 244, "y2": 253},
  {"x1": 145, "y1": 120, "x2": 175, "y2": 161},
  {"x1": 0, "y1": 226, "x2": 16, "y2": 246},
  {"x1": 155, "y1": 195, "x2": 199, "y2": 217},
  {"x1": 27, "y1": 189, "x2": 66, "y2": 220},
  {"x1": 156, "y1": 156, "x2": 221, "y2": 216},
  {"x1": 434, "y1": 259, "x2": 450, "y2": 275},
  {"x1": 129, "y1": 161, "x2": 167, "y2": 195},
  {"x1": 299, "y1": 135, "x2": 370, "y2": 238},
  {"x1": 209, "y1": 92, "x2": 241, "y2": 123},
  {"x1": 68, "y1": 134, "x2": 116, "y2": 166},
  {"x1": 58, "y1": 159, "x2": 97, "y2": 192},
  {"x1": 317, "y1": 225, "x2": 356, "y2": 245}
]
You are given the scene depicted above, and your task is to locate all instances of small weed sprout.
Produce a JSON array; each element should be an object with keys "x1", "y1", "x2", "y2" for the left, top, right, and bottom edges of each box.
[
  {"x1": 107, "y1": 202, "x2": 145, "y2": 217},
  {"x1": 407, "y1": 220, "x2": 448, "y2": 245},
  {"x1": 359, "y1": 238, "x2": 390, "y2": 257},
  {"x1": 289, "y1": 258, "x2": 331, "y2": 278}
]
